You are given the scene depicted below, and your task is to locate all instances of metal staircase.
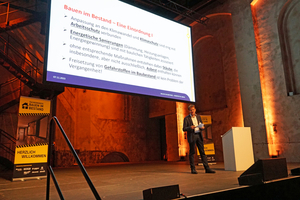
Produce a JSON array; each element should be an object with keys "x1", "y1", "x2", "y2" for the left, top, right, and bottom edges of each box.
[
  {"x1": 0, "y1": 0, "x2": 64, "y2": 113},
  {"x1": 0, "y1": 128, "x2": 16, "y2": 170},
  {"x1": 0, "y1": 0, "x2": 63, "y2": 169},
  {"x1": 0, "y1": 31, "x2": 64, "y2": 113},
  {"x1": 0, "y1": 0, "x2": 47, "y2": 34},
  {"x1": 0, "y1": 31, "x2": 42, "y2": 89}
]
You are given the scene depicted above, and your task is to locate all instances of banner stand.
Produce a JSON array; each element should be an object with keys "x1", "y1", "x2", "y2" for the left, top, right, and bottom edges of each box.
[{"x1": 12, "y1": 96, "x2": 51, "y2": 181}]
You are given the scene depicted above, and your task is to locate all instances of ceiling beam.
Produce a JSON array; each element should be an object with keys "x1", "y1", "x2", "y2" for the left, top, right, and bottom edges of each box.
[{"x1": 143, "y1": 0, "x2": 209, "y2": 25}]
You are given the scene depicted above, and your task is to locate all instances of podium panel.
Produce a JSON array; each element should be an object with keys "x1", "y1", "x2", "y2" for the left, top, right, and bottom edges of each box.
[{"x1": 222, "y1": 127, "x2": 254, "y2": 171}]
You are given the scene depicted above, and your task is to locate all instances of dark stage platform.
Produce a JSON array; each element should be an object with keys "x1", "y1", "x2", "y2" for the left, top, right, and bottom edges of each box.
[{"x1": 0, "y1": 161, "x2": 300, "y2": 200}]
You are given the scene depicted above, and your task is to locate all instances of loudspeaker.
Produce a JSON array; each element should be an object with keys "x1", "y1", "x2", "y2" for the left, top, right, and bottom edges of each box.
[
  {"x1": 291, "y1": 168, "x2": 300, "y2": 175},
  {"x1": 238, "y1": 158, "x2": 288, "y2": 185},
  {"x1": 143, "y1": 184, "x2": 180, "y2": 200},
  {"x1": 238, "y1": 173, "x2": 263, "y2": 185}
]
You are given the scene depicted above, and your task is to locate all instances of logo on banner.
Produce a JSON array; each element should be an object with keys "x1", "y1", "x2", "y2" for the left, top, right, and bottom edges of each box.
[
  {"x1": 22, "y1": 102, "x2": 29, "y2": 109},
  {"x1": 19, "y1": 96, "x2": 51, "y2": 116}
]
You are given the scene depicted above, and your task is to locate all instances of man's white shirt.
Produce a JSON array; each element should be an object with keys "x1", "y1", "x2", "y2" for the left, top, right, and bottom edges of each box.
[{"x1": 191, "y1": 115, "x2": 200, "y2": 133}]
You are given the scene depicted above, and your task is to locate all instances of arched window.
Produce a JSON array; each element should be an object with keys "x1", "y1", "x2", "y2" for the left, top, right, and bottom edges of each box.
[
  {"x1": 193, "y1": 35, "x2": 227, "y2": 111},
  {"x1": 278, "y1": 0, "x2": 300, "y2": 95}
]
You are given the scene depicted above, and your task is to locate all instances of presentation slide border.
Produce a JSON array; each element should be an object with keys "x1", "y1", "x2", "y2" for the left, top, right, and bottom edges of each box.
[
  {"x1": 43, "y1": 0, "x2": 196, "y2": 103},
  {"x1": 47, "y1": 71, "x2": 191, "y2": 101}
]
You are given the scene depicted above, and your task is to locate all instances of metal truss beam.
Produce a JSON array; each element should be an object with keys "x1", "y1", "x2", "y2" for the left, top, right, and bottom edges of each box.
[{"x1": 143, "y1": 0, "x2": 209, "y2": 25}]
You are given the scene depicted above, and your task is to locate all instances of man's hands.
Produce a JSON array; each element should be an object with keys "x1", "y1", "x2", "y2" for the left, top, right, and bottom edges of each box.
[{"x1": 191, "y1": 125, "x2": 205, "y2": 129}]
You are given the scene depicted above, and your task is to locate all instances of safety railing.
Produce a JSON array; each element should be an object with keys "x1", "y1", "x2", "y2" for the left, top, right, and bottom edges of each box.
[
  {"x1": 0, "y1": 0, "x2": 45, "y2": 25},
  {"x1": 0, "y1": 86, "x2": 20, "y2": 99},
  {"x1": 0, "y1": 76, "x2": 19, "y2": 87},
  {"x1": 0, "y1": 32, "x2": 43, "y2": 83},
  {"x1": 47, "y1": 116, "x2": 101, "y2": 200},
  {"x1": 0, "y1": 76, "x2": 20, "y2": 99},
  {"x1": 0, "y1": 129, "x2": 16, "y2": 162}
]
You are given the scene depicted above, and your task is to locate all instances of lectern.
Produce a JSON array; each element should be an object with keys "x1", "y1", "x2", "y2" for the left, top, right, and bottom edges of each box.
[{"x1": 222, "y1": 127, "x2": 254, "y2": 171}]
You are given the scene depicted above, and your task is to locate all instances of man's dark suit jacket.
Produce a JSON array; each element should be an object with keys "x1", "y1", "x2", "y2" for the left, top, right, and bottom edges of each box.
[{"x1": 183, "y1": 114, "x2": 203, "y2": 143}]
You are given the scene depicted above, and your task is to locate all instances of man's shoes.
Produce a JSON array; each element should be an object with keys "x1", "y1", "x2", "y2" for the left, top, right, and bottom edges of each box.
[
  {"x1": 205, "y1": 169, "x2": 216, "y2": 173},
  {"x1": 191, "y1": 169, "x2": 198, "y2": 174}
]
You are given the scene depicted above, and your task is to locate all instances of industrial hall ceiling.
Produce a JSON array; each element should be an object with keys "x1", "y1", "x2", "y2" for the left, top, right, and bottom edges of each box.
[{"x1": 120, "y1": 0, "x2": 226, "y2": 25}]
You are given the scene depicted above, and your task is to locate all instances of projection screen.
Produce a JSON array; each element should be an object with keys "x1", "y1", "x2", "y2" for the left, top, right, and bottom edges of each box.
[{"x1": 44, "y1": 0, "x2": 196, "y2": 102}]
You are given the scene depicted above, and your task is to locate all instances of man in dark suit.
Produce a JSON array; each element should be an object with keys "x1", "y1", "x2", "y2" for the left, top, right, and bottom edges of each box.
[{"x1": 183, "y1": 104, "x2": 215, "y2": 174}]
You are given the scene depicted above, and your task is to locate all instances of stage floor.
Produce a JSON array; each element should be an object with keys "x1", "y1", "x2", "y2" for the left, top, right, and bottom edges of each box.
[{"x1": 0, "y1": 161, "x2": 300, "y2": 200}]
